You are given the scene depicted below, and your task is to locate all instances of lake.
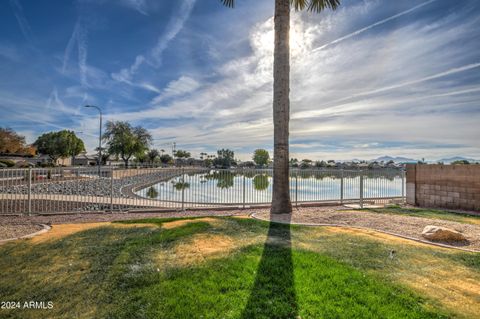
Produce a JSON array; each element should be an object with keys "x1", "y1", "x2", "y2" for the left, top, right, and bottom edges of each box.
[{"x1": 135, "y1": 169, "x2": 405, "y2": 205}]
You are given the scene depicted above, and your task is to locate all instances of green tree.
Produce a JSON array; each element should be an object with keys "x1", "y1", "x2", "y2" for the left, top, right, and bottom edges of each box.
[
  {"x1": 253, "y1": 149, "x2": 270, "y2": 167},
  {"x1": 147, "y1": 149, "x2": 160, "y2": 163},
  {"x1": 452, "y1": 160, "x2": 470, "y2": 165},
  {"x1": 222, "y1": 0, "x2": 340, "y2": 214},
  {"x1": 102, "y1": 121, "x2": 152, "y2": 168},
  {"x1": 300, "y1": 159, "x2": 312, "y2": 169},
  {"x1": 160, "y1": 154, "x2": 173, "y2": 164},
  {"x1": 34, "y1": 130, "x2": 84, "y2": 164},
  {"x1": 213, "y1": 148, "x2": 235, "y2": 168},
  {"x1": 315, "y1": 160, "x2": 327, "y2": 168},
  {"x1": 174, "y1": 150, "x2": 191, "y2": 158},
  {"x1": 135, "y1": 152, "x2": 148, "y2": 164},
  {"x1": 290, "y1": 158, "x2": 299, "y2": 168}
]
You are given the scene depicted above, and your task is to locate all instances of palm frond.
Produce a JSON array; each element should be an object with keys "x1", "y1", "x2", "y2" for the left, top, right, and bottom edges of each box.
[
  {"x1": 291, "y1": 0, "x2": 340, "y2": 12},
  {"x1": 221, "y1": 0, "x2": 235, "y2": 8},
  {"x1": 291, "y1": 0, "x2": 307, "y2": 11},
  {"x1": 307, "y1": 0, "x2": 340, "y2": 12}
]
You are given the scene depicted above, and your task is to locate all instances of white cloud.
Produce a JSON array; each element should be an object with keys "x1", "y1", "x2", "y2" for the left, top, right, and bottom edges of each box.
[
  {"x1": 61, "y1": 0, "x2": 480, "y2": 160},
  {"x1": 151, "y1": 76, "x2": 201, "y2": 104}
]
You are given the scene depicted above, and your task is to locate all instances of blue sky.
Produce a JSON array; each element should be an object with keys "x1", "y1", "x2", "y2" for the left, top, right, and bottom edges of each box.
[{"x1": 1, "y1": 0, "x2": 479, "y2": 161}]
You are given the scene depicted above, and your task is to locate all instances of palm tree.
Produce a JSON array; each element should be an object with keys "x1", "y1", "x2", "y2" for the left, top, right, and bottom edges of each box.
[{"x1": 222, "y1": 0, "x2": 340, "y2": 213}]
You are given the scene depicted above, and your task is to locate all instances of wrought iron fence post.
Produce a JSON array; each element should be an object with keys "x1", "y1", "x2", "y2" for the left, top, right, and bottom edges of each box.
[
  {"x1": 295, "y1": 170, "x2": 298, "y2": 208},
  {"x1": 110, "y1": 168, "x2": 114, "y2": 212},
  {"x1": 181, "y1": 167, "x2": 185, "y2": 211},
  {"x1": 242, "y1": 168, "x2": 246, "y2": 209},
  {"x1": 27, "y1": 168, "x2": 32, "y2": 216},
  {"x1": 340, "y1": 169, "x2": 344, "y2": 205},
  {"x1": 359, "y1": 172, "x2": 364, "y2": 209}
]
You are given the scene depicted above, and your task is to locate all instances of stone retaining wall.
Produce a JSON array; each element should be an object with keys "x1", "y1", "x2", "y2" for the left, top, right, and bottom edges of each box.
[{"x1": 406, "y1": 164, "x2": 480, "y2": 211}]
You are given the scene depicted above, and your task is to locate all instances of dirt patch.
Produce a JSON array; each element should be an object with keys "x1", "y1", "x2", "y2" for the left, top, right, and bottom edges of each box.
[
  {"x1": 30, "y1": 222, "x2": 157, "y2": 243},
  {"x1": 161, "y1": 217, "x2": 219, "y2": 229}
]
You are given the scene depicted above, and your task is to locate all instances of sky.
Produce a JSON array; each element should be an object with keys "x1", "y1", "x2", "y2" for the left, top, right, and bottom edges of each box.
[{"x1": 0, "y1": 0, "x2": 479, "y2": 161}]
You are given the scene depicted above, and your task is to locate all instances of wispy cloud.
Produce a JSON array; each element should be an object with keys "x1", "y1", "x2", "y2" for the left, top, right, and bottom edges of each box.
[
  {"x1": 313, "y1": 0, "x2": 438, "y2": 52},
  {"x1": 62, "y1": 19, "x2": 89, "y2": 87},
  {"x1": 121, "y1": 0, "x2": 149, "y2": 15},
  {"x1": 103, "y1": 0, "x2": 480, "y2": 160},
  {"x1": 151, "y1": 76, "x2": 201, "y2": 104},
  {"x1": 2, "y1": 0, "x2": 479, "y2": 160},
  {"x1": 111, "y1": 0, "x2": 197, "y2": 83},
  {"x1": 9, "y1": 0, "x2": 34, "y2": 44}
]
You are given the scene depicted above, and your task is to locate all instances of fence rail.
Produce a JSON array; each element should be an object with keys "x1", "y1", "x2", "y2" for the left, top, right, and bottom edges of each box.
[{"x1": 0, "y1": 167, "x2": 405, "y2": 215}]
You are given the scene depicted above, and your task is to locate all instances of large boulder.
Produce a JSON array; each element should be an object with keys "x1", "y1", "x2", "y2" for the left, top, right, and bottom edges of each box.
[{"x1": 421, "y1": 225, "x2": 466, "y2": 242}]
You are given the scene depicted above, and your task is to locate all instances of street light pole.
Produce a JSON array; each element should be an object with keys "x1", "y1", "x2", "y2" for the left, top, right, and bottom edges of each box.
[{"x1": 84, "y1": 105, "x2": 102, "y2": 176}]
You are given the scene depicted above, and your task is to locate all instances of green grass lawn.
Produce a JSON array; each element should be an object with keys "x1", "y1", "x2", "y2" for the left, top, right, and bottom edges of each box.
[
  {"x1": 361, "y1": 205, "x2": 480, "y2": 225},
  {"x1": 0, "y1": 216, "x2": 479, "y2": 319}
]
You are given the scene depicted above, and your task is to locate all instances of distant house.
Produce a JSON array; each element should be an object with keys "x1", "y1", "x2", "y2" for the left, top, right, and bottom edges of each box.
[
  {"x1": 0, "y1": 154, "x2": 71, "y2": 167},
  {"x1": 73, "y1": 152, "x2": 97, "y2": 166}
]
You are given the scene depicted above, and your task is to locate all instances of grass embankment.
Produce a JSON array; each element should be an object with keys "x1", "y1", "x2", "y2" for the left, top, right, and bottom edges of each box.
[
  {"x1": 362, "y1": 205, "x2": 480, "y2": 225},
  {"x1": 0, "y1": 216, "x2": 479, "y2": 318}
]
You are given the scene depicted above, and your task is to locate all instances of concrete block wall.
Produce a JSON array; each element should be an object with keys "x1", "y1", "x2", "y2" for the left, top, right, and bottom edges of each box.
[{"x1": 406, "y1": 164, "x2": 480, "y2": 211}]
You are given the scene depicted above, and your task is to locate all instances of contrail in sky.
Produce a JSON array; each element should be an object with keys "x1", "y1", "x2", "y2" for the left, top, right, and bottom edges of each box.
[{"x1": 313, "y1": 0, "x2": 438, "y2": 52}]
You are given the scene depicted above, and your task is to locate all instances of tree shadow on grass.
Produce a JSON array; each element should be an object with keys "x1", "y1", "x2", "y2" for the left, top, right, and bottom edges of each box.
[{"x1": 241, "y1": 214, "x2": 298, "y2": 319}]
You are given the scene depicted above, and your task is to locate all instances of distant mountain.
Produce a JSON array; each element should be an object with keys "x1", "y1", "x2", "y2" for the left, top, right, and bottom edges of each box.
[
  {"x1": 372, "y1": 156, "x2": 417, "y2": 163},
  {"x1": 438, "y1": 156, "x2": 478, "y2": 163}
]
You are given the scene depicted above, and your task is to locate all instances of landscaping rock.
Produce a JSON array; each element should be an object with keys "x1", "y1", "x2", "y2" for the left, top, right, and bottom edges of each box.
[{"x1": 421, "y1": 225, "x2": 466, "y2": 242}]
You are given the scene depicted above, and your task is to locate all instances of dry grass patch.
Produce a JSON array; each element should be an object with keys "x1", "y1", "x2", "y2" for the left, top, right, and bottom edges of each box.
[
  {"x1": 397, "y1": 255, "x2": 480, "y2": 318},
  {"x1": 29, "y1": 222, "x2": 157, "y2": 243},
  {"x1": 295, "y1": 226, "x2": 480, "y2": 318},
  {"x1": 157, "y1": 234, "x2": 236, "y2": 267},
  {"x1": 231, "y1": 215, "x2": 251, "y2": 219},
  {"x1": 161, "y1": 217, "x2": 219, "y2": 230}
]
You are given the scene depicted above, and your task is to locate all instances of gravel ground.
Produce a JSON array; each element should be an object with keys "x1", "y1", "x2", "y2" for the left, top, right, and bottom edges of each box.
[
  {"x1": 0, "y1": 224, "x2": 44, "y2": 241},
  {"x1": 253, "y1": 207, "x2": 480, "y2": 251},
  {"x1": 1, "y1": 200, "x2": 156, "y2": 214},
  {"x1": 0, "y1": 170, "x2": 181, "y2": 198}
]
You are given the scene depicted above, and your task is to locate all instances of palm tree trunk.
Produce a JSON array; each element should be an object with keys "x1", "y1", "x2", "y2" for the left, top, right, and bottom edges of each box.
[{"x1": 271, "y1": 0, "x2": 292, "y2": 214}]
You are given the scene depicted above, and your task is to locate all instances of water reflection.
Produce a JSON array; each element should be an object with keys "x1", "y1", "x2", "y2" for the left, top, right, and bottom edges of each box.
[
  {"x1": 136, "y1": 169, "x2": 404, "y2": 204},
  {"x1": 253, "y1": 174, "x2": 269, "y2": 191},
  {"x1": 205, "y1": 171, "x2": 236, "y2": 189},
  {"x1": 174, "y1": 181, "x2": 190, "y2": 191},
  {"x1": 146, "y1": 186, "x2": 158, "y2": 199}
]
